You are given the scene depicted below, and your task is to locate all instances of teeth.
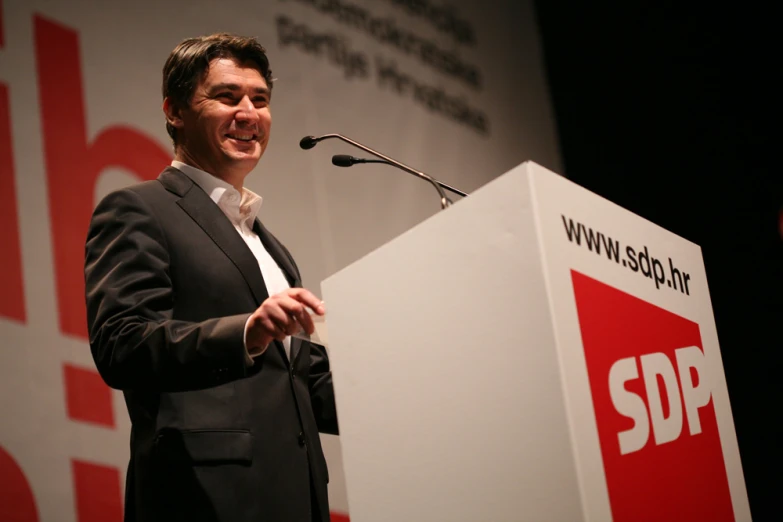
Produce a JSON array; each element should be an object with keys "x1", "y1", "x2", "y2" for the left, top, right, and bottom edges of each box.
[{"x1": 228, "y1": 134, "x2": 254, "y2": 142}]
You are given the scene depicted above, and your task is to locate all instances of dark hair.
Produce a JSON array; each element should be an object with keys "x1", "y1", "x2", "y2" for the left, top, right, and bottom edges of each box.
[{"x1": 162, "y1": 33, "x2": 274, "y2": 145}]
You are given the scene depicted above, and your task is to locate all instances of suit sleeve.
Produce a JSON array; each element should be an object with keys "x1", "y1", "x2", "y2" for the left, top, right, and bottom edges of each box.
[{"x1": 84, "y1": 188, "x2": 250, "y2": 392}]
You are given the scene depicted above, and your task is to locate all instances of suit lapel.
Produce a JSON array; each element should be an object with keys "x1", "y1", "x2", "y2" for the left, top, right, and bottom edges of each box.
[
  {"x1": 159, "y1": 167, "x2": 307, "y2": 366},
  {"x1": 159, "y1": 168, "x2": 271, "y2": 307},
  {"x1": 254, "y1": 219, "x2": 306, "y2": 364},
  {"x1": 254, "y1": 220, "x2": 299, "y2": 289},
  {"x1": 289, "y1": 336, "x2": 305, "y2": 369}
]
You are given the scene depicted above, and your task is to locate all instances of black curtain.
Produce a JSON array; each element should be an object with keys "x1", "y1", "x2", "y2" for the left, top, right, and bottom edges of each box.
[{"x1": 534, "y1": 2, "x2": 780, "y2": 519}]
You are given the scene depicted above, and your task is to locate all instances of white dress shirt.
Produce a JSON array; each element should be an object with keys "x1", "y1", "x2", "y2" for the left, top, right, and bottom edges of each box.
[{"x1": 172, "y1": 160, "x2": 292, "y2": 363}]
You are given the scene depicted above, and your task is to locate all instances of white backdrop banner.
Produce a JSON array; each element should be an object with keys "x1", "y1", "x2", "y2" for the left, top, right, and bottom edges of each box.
[{"x1": 0, "y1": 0, "x2": 560, "y2": 520}]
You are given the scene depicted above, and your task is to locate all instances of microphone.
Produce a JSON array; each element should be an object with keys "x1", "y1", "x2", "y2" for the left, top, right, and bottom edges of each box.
[
  {"x1": 332, "y1": 154, "x2": 360, "y2": 167},
  {"x1": 331, "y1": 154, "x2": 387, "y2": 167},
  {"x1": 299, "y1": 136, "x2": 319, "y2": 150},
  {"x1": 300, "y1": 133, "x2": 468, "y2": 209},
  {"x1": 332, "y1": 155, "x2": 468, "y2": 198}
]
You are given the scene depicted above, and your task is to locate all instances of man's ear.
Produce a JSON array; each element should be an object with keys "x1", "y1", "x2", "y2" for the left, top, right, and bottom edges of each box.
[{"x1": 163, "y1": 97, "x2": 185, "y2": 129}]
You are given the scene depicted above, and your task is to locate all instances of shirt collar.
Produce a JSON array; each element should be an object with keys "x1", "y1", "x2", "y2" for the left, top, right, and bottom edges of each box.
[{"x1": 172, "y1": 160, "x2": 263, "y2": 226}]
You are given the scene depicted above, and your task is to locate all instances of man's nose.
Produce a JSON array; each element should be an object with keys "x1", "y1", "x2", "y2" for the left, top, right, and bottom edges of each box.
[{"x1": 235, "y1": 96, "x2": 259, "y2": 122}]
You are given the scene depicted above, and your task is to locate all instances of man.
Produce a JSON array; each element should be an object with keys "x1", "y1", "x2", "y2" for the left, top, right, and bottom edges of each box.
[{"x1": 84, "y1": 33, "x2": 337, "y2": 522}]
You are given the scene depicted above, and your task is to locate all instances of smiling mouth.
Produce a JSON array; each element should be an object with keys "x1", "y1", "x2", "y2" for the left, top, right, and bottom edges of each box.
[{"x1": 226, "y1": 133, "x2": 258, "y2": 142}]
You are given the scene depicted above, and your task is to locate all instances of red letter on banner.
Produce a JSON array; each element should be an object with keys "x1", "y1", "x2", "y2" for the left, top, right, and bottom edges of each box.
[
  {"x1": 64, "y1": 363, "x2": 115, "y2": 428},
  {"x1": 0, "y1": 446, "x2": 39, "y2": 522},
  {"x1": 0, "y1": 84, "x2": 26, "y2": 323},
  {"x1": 0, "y1": 0, "x2": 26, "y2": 324},
  {"x1": 71, "y1": 460, "x2": 123, "y2": 522},
  {"x1": 34, "y1": 16, "x2": 171, "y2": 339}
]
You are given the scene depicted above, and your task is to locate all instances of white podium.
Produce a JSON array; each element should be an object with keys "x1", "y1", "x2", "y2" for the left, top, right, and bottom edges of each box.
[{"x1": 321, "y1": 162, "x2": 750, "y2": 522}]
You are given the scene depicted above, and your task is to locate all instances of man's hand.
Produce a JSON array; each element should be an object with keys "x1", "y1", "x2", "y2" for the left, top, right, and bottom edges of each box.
[{"x1": 246, "y1": 288, "x2": 325, "y2": 352}]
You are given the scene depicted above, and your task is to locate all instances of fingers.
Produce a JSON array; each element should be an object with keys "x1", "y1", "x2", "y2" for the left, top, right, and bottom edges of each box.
[
  {"x1": 247, "y1": 288, "x2": 324, "y2": 346},
  {"x1": 271, "y1": 288, "x2": 324, "y2": 335},
  {"x1": 283, "y1": 288, "x2": 325, "y2": 316},
  {"x1": 257, "y1": 314, "x2": 289, "y2": 341},
  {"x1": 245, "y1": 306, "x2": 292, "y2": 349},
  {"x1": 296, "y1": 309, "x2": 316, "y2": 336},
  {"x1": 257, "y1": 300, "x2": 295, "y2": 338},
  {"x1": 275, "y1": 294, "x2": 317, "y2": 335}
]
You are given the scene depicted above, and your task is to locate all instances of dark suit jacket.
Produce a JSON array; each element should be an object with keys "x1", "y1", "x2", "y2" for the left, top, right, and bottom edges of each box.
[{"x1": 84, "y1": 167, "x2": 338, "y2": 522}]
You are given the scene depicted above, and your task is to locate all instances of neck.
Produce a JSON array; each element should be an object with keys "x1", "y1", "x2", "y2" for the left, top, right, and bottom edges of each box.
[{"x1": 174, "y1": 148, "x2": 244, "y2": 191}]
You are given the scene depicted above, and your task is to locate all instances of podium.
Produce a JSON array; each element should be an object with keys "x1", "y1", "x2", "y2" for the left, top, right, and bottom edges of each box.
[{"x1": 321, "y1": 162, "x2": 750, "y2": 522}]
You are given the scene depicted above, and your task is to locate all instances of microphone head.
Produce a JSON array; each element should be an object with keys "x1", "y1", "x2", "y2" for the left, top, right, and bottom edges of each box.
[
  {"x1": 331, "y1": 155, "x2": 356, "y2": 167},
  {"x1": 299, "y1": 136, "x2": 318, "y2": 150}
]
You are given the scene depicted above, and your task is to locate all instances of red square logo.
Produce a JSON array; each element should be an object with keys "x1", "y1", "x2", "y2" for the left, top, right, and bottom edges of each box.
[
  {"x1": 63, "y1": 364, "x2": 115, "y2": 428},
  {"x1": 571, "y1": 270, "x2": 733, "y2": 522}
]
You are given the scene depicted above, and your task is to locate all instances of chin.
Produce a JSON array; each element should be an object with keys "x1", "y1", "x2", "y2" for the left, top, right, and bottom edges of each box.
[
  {"x1": 224, "y1": 146, "x2": 260, "y2": 160},
  {"x1": 224, "y1": 151, "x2": 261, "y2": 170},
  {"x1": 232, "y1": 150, "x2": 260, "y2": 160}
]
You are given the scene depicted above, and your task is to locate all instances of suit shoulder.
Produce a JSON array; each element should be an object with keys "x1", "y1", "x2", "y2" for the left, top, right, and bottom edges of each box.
[
  {"x1": 87, "y1": 179, "x2": 171, "y2": 251},
  {"x1": 126, "y1": 178, "x2": 168, "y2": 197},
  {"x1": 104, "y1": 177, "x2": 166, "y2": 199},
  {"x1": 95, "y1": 178, "x2": 174, "y2": 211}
]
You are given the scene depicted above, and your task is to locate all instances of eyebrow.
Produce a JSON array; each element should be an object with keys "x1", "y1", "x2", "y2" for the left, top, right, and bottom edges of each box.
[{"x1": 209, "y1": 83, "x2": 270, "y2": 96}]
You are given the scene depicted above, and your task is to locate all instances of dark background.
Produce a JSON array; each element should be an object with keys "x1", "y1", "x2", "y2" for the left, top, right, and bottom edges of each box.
[{"x1": 534, "y1": 2, "x2": 780, "y2": 520}]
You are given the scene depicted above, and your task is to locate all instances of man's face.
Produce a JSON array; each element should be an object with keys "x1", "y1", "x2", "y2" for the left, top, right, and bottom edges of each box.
[{"x1": 169, "y1": 58, "x2": 272, "y2": 181}]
